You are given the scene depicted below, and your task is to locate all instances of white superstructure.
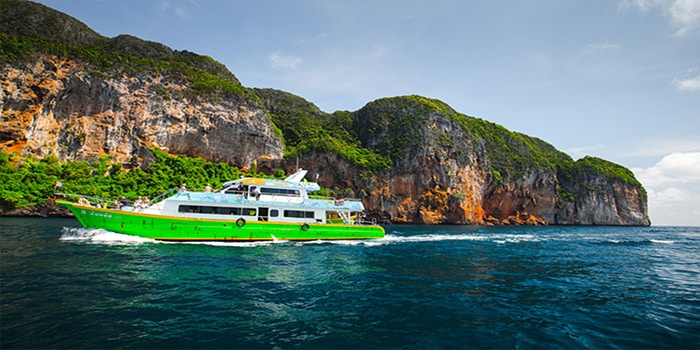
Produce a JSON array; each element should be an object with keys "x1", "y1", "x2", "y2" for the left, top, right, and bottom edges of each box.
[{"x1": 141, "y1": 169, "x2": 368, "y2": 225}]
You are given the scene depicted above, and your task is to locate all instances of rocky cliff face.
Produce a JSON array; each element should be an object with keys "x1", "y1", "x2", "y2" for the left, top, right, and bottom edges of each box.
[
  {"x1": 1, "y1": 0, "x2": 649, "y2": 225},
  {"x1": 559, "y1": 171, "x2": 649, "y2": 225},
  {"x1": 1, "y1": 55, "x2": 283, "y2": 167},
  {"x1": 258, "y1": 96, "x2": 649, "y2": 226}
]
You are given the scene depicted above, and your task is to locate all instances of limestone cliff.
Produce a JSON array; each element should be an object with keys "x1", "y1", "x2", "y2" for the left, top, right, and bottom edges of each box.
[
  {"x1": 0, "y1": 0, "x2": 649, "y2": 225},
  {"x1": 260, "y1": 96, "x2": 649, "y2": 226},
  {"x1": 1, "y1": 55, "x2": 283, "y2": 166},
  {"x1": 1, "y1": 1, "x2": 283, "y2": 167}
]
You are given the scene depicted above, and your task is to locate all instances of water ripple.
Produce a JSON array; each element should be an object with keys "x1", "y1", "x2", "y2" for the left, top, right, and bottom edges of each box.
[{"x1": 2, "y1": 219, "x2": 699, "y2": 348}]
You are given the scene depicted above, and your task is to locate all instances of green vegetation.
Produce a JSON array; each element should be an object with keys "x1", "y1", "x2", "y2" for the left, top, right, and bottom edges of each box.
[
  {"x1": 0, "y1": 33, "x2": 253, "y2": 101},
  {"x1": 448, "y1": 113, "x2": 573, "y2": 179},
  {"x1": 353, "y1": 95, "x2": 574, "y2": 180},
  {"x1": 557, "y1": 186, "x2": 575, "y2": 202},
  {"x1": 1, "y1": 1, "x2": 251, "y2": 99},
  {"x1": 492, "y1": 170, "x2": 503, "y2": 184},
  {"x1": 255, "y1": 88, "x2": 391, "y2": 171},
  {"x1": 0, "y1": 149, "x2": 271, "y2": 209},
  {"x1": 574, "y1": 156, "x2": 643, "y2": 188},
  {"x1": 354, "y1": 96, "x2": 432, "y2": 162}
]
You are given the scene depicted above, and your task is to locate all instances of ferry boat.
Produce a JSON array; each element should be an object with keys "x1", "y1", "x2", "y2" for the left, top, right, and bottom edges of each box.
[{"x1": 56, "y1": 169, "x2": 384, "y2": 241}]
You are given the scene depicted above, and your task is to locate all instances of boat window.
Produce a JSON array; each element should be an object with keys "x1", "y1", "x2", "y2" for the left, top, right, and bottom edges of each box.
[
  {"x1": 224, "y1": 187, "x2": 241, "y2": 194},
  {"x1": 284, "y1": 210, "x2": 315, "y2": 219},
  {"x1": 200, "y1": 206, "x2": 215, "y2": 214},
  {"x1": 217, "y1": 207, "x2": 241, "y2": 215},
  {"x1": 270, "y1": 209, "x2": 279, "y2": 217},
  {"x1": 260, "y1": 187, "x2": 300, "y2": 196},
  {"x1": 178, "y1": 205, "x2": 249, "y2": 216},
  {"x1": 178, "y1": 205, "x2": 198, "y2": 213}
]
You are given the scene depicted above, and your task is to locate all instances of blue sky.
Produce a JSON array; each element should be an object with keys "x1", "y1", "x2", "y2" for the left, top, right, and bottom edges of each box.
[{"x1": 33, "y1": 0, "x2": 700, "y2": 226}]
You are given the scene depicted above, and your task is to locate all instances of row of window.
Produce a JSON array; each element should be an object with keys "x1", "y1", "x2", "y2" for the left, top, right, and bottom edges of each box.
[
  {"x1": 284, "y1": 210, "x2": 316, "y2": 219},
  {"x1": 178, "y1": 205, "x2": 315, "y2": 219},
  {"x1": 179, "y1": 205, "x2": 256, "y2": 216},
  {"x1": 261, "y1": 188, "x2": 300, "y2": 196}
]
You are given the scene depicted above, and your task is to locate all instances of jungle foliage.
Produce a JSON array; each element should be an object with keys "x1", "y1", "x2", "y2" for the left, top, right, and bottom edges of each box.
[
  {"x1": 353, "y1": 96, "x2": 574, "y2": 179},
  {"x1": 255, "y1": 88, "x2": 392, "y2": 171},
  {"x1": 353, "y1": 96, "x2": 433, "y2": 162},
  {"x1": 0, "y1": 32, "x2": 254, "y2": 100},
  {"x1": 0, "y1": 149, "x2": 271, "y2": 209},
  {"x1": 574, "y1": 156, "x2": 644, "y2": 188}
]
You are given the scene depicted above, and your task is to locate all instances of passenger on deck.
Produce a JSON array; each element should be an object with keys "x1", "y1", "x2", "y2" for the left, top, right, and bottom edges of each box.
[
  {"x1": 205, "y1": 184, "x2": 211, "y2": 192},
  {"x1": 142, "y1": 196, "x2": 150, "y2": 208},
  {"x1": 118, "y1": 196, "x2": 128, "y2": 209},
  {"x1": 179, "y1": 183, "x2": 187, "y2": 193},
  {"x1": 253, "y1": 186, "x2": 261, "y2": 200}
]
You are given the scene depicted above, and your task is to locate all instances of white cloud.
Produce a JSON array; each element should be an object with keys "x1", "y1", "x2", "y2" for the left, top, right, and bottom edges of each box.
[
  {"x1": 619, "y1": 0, "x2": 700, "y2": 35},
  {"x1": 587, "y1": 43, "x2": 621, "y2": 50},
  {"x1": 160, "y1": 0, "x2": 196, "y2": 20},
  {"x1": 619, "y1": 0, "x2": 667, "y2": 12},
  {"x1": 673, "y1": 75, "x2": 700, "y2": 90},
  {"x1": 649, "y1": 187, "x2": 689, "y2": 204},
  {"x1": 633, "y1": 151, "x2": 700, "y2": 225},
  {"x1": 633, "y1": 151, "x2": 700, "y2": 186},
  {"x1": 173, "y1": 6, "x2": 190, "y2": 20},
  {"x1": 669, "y1": 0, "x2": 700, "y2": 35},
  {"x1": 269, "y1": 53, "x2": 303, "y2": 69}
]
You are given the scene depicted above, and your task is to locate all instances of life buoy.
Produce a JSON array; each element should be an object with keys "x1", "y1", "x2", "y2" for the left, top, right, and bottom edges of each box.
[
  {"x1": 236, "y1": 218, "x2": 246, "y2": 227},
  {"x1": 301, "y1": 223, "x2": 310, "y2": 231}
]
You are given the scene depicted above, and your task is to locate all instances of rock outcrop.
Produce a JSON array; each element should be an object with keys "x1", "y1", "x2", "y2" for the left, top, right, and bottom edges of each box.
[
  {"x1": 260, "y1": 96, "x2": 649, "y2": 226},
  {"x1": 1, "y1": 54, "x2": 282, "y2": 167},
  {"x1": 0, "y1": 0, "x2": 650, "y2": 225}
]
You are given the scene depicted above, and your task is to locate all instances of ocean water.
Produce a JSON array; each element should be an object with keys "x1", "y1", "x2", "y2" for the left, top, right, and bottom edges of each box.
[{"x1": 1, "y1": 218, "x2": 699, "y2": 349}]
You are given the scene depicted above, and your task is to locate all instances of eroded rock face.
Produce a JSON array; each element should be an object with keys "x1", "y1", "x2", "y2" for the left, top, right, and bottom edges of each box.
[
  {"x1": 1, "y1": 55, "x2": 283, "y2": 167},
  {"x1": 567, "y1": 175, "x2": 650, "y2": 225},
  {"x1": 267, "y1": 106, "x2": 650, "y2": 226}
]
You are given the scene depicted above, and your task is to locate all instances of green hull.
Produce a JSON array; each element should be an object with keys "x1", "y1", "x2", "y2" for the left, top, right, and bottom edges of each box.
[{"x1": 57, "y1": 201, "x2": 384, "y2": 241}]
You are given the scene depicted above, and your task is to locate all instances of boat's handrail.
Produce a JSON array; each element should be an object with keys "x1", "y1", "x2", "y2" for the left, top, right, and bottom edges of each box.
[
  {"x1": 308, "y1": 195, "x2": 332, "y2": 200},
  {"x1": 150, "y1": 187, "x2": 178, "y2": 204},
  {"x1": 55, "y1": 192, "x2": 119, "y2": 209},
  {"x1": 358, "y1": 217, "x2": 378, "y2": 226},
  {"x1": 308, "y1": 195, "x2": 363, "y2": 202},
  {"x1": 55, "y1": 187, "x2": 177, "y2": 209}
]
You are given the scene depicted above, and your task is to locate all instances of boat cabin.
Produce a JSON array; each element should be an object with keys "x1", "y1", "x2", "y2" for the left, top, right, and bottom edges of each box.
[{"x1": 151, "y1": 169, "x2": 367, "y2": 226}]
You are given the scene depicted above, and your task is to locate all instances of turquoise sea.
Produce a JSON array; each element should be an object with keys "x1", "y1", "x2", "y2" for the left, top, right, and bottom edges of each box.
[{"x1": 1, "y1": 217, "x2": 699, "y2": 349}]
